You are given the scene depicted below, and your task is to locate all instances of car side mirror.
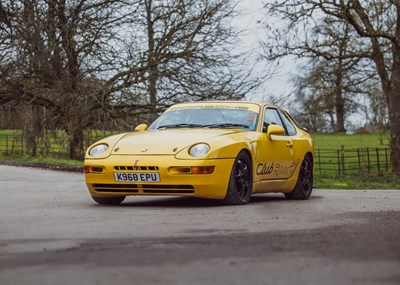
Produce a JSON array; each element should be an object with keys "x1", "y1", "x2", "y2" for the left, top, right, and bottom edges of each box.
[
  {"x1": 266, "y1": 125, "x2": 285, "y2": 140},
  {"x1": 135, "y1": 124, "x2": 148, "y2": 131}
]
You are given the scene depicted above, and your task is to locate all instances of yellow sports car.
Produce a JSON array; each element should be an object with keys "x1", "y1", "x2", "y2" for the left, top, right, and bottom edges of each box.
[{"x1": 84, "y1": 101, "x2": 314, "y2": 205}]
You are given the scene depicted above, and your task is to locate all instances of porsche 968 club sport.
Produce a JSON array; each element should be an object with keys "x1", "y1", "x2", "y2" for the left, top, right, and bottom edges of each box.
[{"x1": 84, "y1": 101, "x2": 314, "y2": 205}]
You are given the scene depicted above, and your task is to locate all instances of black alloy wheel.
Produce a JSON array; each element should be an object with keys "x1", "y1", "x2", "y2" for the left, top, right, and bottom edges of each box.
[
  {"x1": 223, "y1": 151, "x2": 252, "y2": 205},
  {"x1": 285, "y1": 155, "x2": 313, "y2": 200}
]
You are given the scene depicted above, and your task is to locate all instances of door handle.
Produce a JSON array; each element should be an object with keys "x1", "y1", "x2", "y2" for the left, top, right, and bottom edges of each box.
[{"x1": 286, "y1": 141, "x2": 293, "y2": 148}]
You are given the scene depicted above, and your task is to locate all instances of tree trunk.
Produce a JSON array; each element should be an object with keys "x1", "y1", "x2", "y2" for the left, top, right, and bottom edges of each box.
[
  {"x1": 335, "y1": 39, "x2": 346, "y2": 133},
  {"x1": 145, "y1": 0, "x2": 158, "y2": 123},
  {"x1": 389, "y1": 46, "x2": 400, "y2": 175},
  {"x1": 68, "y1": 125, "x2": 84, "y2": 160},
  {"x1": 23, "y1": 106, "x2": 40, "y2": 156},
  {"x1": 387, "y1": 5, "x2": 400, "y2": 175},
  {"x1": 58, "y1": 0, "x2": 83, "y2": 160},
  {"x1": 334, "y1": 72, "x2": 346, "y2": 132},
  {"x1": 387, "y1": 91, "x2": 400, "y2": 175}
]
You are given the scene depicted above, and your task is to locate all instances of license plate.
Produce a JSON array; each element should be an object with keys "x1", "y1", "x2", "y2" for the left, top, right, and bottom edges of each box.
[{"x1": 114, "y1": 172, "x2": 161, "y2": 182}]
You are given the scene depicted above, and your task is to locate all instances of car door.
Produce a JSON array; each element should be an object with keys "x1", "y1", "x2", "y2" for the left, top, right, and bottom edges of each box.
[
  {"x1": 277, "y1": 108, "x2": 301, "y2": 159},
  {"x1": 255, "y1": 108, "x2": 297, "y2": 183}
]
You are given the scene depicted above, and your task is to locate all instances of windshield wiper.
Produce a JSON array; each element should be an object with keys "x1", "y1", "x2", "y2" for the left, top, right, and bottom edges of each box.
[
  {"x1": 158, "y1": 123, "x2": 250, "y2": 129},
  {"x1": 202, "y1": 123, "x2": 250, "y2": 129},
  {"x1": 157, "y1": 123, "x2": 203, "y2": 129}
]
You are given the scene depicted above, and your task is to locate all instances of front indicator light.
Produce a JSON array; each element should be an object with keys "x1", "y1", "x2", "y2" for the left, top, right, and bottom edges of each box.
[
  {"x1": 169, "y1": 166, "x2": 215, "y2": 175},
  {"x1": 169, "y1": 167, "x2": 192, "y2": 174},
  {"x1": 84, "y1": 165, "x2": 105, "y2": 174},
  {"x1": 84, "y1": 165, "x2": 90, "y2": 174},
  {"x1": 191, "y1": 166, "x2": 215, "y2": 174}
]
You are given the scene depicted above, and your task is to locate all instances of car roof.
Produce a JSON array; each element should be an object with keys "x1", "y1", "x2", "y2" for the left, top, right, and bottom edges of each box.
[{"x1": 168, "y1": 101, "x2": 279, "y2": 113}]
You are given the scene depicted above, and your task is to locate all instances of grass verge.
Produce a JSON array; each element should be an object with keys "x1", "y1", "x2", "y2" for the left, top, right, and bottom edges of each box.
[
  {"x1": 0, "y1": 155, "x2": 83, "y2": 172},
  {"x1": 314, "y1": 173, "x2": 400, "y2": 189},
  {"x1": 0, "y1": 155, "x2": 82, "y2": 166}
]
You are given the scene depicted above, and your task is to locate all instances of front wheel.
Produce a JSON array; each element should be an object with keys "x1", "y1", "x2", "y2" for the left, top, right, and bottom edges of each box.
[
  {"x1": 285, "y1": 155, "x2": 313, "y2": 200},
  {"x1": 91, "y1": 195, "x2": 126, "y2": 205},
  {"x1": 223, "y1": 151, "x2": 252, "y2": 205}
]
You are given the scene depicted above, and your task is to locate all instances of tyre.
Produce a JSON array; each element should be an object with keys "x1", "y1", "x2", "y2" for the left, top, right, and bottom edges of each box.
[
  {"x1": 223, "y1": 150, "x2": 252, "y2": 205},
  {"x1": 91, "y1": 195, "x2": 126, "y2": 205},
  {"x1": 285, "y1": 155, "x2": 313, "y2": 200}
]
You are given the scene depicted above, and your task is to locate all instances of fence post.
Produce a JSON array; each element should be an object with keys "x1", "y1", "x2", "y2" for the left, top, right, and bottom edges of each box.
[
  {"x1": 11, "y1": 134, "x2": 16, "y2": 154},
  {"x1": 385, "y1": 148, "x2": 389, "y2": 172},
  {"x1": 337, "y1": 149, "x2": 341, "y2": 175},
  {"x1": 376, "y1": 148, "x2": 380, "y2": 173},
  {"x1": 21, "y1": 134, "x2": 24, "y2": 155},
  {"x1": 5, "y1": 134, "x2": 8, "y2": 155},
  {"x1": 357, "y1": 148, "x2": 361, "y2": 171},
  {"x1": 367, "y1": 148, "x2": 371, "y2": 173},
  {"x1": 341, "y1": 145, "x2": 345, "y2": 175},
  {"x1": 318, "y1": 148, "x2": 321, "y2": 174}
]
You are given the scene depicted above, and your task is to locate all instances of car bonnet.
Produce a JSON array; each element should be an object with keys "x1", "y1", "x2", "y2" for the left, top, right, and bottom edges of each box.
[{"x1": 111, "y1": 128, "x2": 242, "y2": 155}]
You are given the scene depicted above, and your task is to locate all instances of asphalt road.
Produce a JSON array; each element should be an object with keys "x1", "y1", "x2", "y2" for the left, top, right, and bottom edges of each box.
[{"x1": 0, "y1": 165, "x2": 399, "y2": 285}]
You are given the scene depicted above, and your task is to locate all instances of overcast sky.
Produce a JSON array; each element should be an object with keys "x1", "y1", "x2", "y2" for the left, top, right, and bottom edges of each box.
[{"x1": 234, "y1": 0, "x2": 296, "y2": 104}]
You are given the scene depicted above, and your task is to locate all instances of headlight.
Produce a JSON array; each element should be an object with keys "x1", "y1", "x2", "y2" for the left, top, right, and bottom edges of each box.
[
  {"x1": 89, "y1": 144, "x2": 109, "y2": 157},
  {"x1": 189, "y1": 143, "x2": 210, "y2": 157}
]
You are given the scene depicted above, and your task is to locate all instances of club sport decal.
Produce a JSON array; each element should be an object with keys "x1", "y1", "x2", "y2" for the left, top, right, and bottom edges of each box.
[
  {"x1": 256, "y1": 161, "x2": 297, "y2": 178},
  {"x1": 257, "y1": 162, "x2": 274, "y2": 175}
]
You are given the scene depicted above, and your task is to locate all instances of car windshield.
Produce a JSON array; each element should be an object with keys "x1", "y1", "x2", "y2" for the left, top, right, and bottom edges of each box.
[{"x1": 148, "y1": 108, "x2": 259, "y2": 131}]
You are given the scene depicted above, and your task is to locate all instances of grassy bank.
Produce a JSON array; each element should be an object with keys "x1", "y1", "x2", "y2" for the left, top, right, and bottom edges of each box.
[
  {"x1": 0, "y1": 154, "x2": 83, "y2": 167},
  {"x1": 314, "y1": 173, "x2": 400, "y2": 189}
]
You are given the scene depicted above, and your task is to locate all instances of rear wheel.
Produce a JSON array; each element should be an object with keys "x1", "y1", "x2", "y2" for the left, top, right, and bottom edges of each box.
[
  {"x1": 223, "y1": 151, "x2": 252, "y2": 205},
  {"x1": 285, "y1": 155, "x2": 313, "y2": 200},
  {"x1": 91, "y1": 196, "x2": 126, "y2": 205}
]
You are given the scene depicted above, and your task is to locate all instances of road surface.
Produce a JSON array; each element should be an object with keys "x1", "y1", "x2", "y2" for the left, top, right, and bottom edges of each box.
[{"x1": 0, "y1": 165, "x2": 399, "y2": 285}]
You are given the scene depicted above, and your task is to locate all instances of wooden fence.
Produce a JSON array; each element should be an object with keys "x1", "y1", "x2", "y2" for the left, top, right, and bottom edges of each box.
[
  {"x1": 315, "y1": 147, "x2": 391, "y2": 175},
  {"x1": 0, "y1": 133, "x2": 26, "y2": 156},
  {"x1": 0, "y1": 131, "x2": 111, "y2": 159}
]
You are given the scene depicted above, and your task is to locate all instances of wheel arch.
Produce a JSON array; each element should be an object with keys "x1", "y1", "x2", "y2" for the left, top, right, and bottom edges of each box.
[
  {"x1": 239, "y1": 148, "x2": 253, "y2": 165},
  {"x1": 236, "y1": 147, "x2": 254, "y2": 176},
  {"x1": 238, "y1": 148, "x2": 255, "y2": 193},
  {"x1": 305, "y1": 151, "x2": 314, "y2": 169}
]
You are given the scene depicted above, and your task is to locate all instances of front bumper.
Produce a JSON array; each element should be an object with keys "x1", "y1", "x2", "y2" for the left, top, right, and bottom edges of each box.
[{"x1": 84, "y1": 155, "x2": 235, "y2": 200}]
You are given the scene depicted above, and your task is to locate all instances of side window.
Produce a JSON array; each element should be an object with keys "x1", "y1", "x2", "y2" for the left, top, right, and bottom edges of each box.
[
  {"x1": 263, "y1": 108, "x2": 284, "y2": 133},
  {"x1": 278, "y1": 109, "x2": 297, "y2": 136}
]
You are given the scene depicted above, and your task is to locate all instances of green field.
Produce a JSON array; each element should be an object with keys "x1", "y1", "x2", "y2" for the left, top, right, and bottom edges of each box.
[
  {"x1": 0, "y1": 130, "x2": 399, "y2": 189},
  {"x1": 312, "y1": 132, "x2": 390, "y2": 149},
  {"x1": 312, "y1": 132, "x2": 398, "y2": 189}
]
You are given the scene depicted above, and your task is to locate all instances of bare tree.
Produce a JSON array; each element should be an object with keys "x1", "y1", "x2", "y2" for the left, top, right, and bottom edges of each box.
[
  {"x1": 120, "y1": 0, "x2": 258, "y2": 121},
  {"x1": 263, "y1": 0, "x2": 400, "y2": 175},
  {"x1": 1, "y1": 0, "x2": 255, "y2": 159},
  {"x1": 293, "y1": 63, "x2": 337, "y2": 132},
  {"x1": 0, "y1": 0, "x2": 134, "y2": 159}
]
